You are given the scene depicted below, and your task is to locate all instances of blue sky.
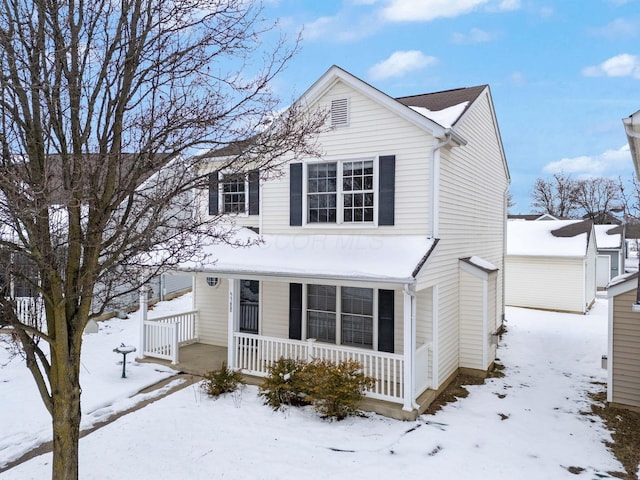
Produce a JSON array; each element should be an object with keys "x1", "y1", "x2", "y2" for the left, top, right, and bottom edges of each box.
[{"x1": 261, "y1": 0, "x2": 640, "y2": 213}]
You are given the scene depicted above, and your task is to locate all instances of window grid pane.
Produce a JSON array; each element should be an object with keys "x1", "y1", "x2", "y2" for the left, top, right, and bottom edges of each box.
[
  {"x1": 308, "y1": 163, "x2": 337, "y2": 223},
  {"x1": 343, "y1": 160, "x2": 374, "y2": 223},
  {"x1": 341, "y1": 314, "x2": 373, "y2": 348},
  {"x1": 222, "y1": 174, "x2": 245, "y2": 213},
  {"x1": 307, "y1": 285, "x2": 337, "y2": 344}
]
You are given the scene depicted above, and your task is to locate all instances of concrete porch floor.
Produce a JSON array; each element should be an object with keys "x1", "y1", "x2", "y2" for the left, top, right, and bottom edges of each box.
[{"x1": 139, "y1": 343, "x2": 228, "y2": 376}]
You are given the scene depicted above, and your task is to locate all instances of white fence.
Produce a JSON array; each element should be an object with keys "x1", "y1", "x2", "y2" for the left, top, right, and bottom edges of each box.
[
  {"x1": 143, "y1": 310, "x2": 198, "y2": 364},
  {"x1": 233, "y1": 332, "x2": 406, "y2": 403}
]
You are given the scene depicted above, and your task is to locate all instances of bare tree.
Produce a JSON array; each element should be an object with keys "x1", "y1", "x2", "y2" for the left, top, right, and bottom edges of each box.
[
  {"x1": 574, "y1": 177, "x2": 621, "y2": 223},
  {"x1": 0, "y1": 0, "x2": 325, "y2": 478},
  {"x1": 530, "y1": 172, "x2": 578, "y2": 218}
]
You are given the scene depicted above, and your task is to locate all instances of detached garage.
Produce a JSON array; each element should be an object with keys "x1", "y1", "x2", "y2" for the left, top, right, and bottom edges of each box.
[{"x1": 506, "y1": 219, "x2": 597, "y2": 314}]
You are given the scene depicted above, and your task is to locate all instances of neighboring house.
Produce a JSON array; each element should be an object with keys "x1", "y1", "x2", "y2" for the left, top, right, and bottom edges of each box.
[
  {"x1": 145, "y1": 65, "x2": 510, "y2": 419},
  {"x1": 594, "y1": 224, "x2": 625, "y2": 289},
  {"x1": 505, "y1": 219, "x2": 597, "y2": 313},
  {"x1": 606, "y1": 273, "x2": 640, "y2": 410},
  {"x1": 603, "y1": 109, "x2": 640, "y2": 411}
]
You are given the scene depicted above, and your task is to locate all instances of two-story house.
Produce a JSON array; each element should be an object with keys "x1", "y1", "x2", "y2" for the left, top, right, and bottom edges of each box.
[{"x1": 141, "y1": 66, "x2": 510, "y2": 419}]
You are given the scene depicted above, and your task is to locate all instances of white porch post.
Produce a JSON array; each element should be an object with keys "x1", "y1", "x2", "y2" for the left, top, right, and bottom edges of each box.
[
  {"x1": 227, "y1": 279, "x2": 237, "y2": 369},
  {"x1": 137, "y1": 285, "x2": 150, "y2": 360},
  {"x1": 403, "y1": 284, "x2": 416, "y2": 412}
]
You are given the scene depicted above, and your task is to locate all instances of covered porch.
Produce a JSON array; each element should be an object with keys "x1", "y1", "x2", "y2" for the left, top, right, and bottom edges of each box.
[{"x1": 138, "y1": 229, "x2": 440, "y2": 417}]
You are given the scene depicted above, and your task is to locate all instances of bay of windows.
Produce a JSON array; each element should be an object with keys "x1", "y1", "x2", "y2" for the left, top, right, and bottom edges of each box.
[{"x1": 307, "y1": 159, "x2": 374, "y2": 224}]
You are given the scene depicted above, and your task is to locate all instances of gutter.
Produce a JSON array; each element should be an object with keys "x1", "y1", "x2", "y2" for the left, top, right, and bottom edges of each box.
[{"x1": 177, "y1": 267, "x2": 417, "y2": 286}]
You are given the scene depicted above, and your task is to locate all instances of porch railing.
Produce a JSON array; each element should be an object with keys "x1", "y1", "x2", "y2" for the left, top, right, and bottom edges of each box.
[
  {"x1": 143, "y1": 310, "x2": 198, "y2": 364},
  {"x1": 233, "y1": 332, "x2": 405, "y2": 403}
]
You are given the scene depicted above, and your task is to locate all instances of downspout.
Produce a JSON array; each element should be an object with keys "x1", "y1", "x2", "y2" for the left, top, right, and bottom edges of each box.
[
  {"x1": 259, "y1": 177, "x2": 264, "y2": 234},
  {"x1": 430, "y1": 135, "x2": 451, "y2": 239},
  {"x1": 402, "y1": 283, "x2": 419, "y2": 411}
]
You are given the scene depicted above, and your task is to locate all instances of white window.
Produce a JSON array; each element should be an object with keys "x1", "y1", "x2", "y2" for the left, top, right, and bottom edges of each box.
[
  {"x1": 221, "y1": 173, "x2": 246, "y2": 214},
  {"x1": 306, "y1": 284, "x2": 374, "y2": 349},
  {"x1": 306, "y1": 159, "x2": 375, "y2": 224}
]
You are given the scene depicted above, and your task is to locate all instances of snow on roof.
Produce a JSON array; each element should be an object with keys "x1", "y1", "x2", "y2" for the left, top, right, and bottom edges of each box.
[
  {"x1": 462, "y1": 256, "x2": 498, "y2": 272},
  {"x1": 507, "y1": 220, "x2": 590, "y2": 258},
  {"x1": 593, "y1": 224, "x2": 623, "y2": 250},
  {"x1": 178, "y1": 229, "x2": 437, "y2": 283},
  {"x1": 408, "y1": 102, "x2": 469, "y2": 128},
  {"x1": 606, "y1": 271, "x2": 638, "y2": 289}
]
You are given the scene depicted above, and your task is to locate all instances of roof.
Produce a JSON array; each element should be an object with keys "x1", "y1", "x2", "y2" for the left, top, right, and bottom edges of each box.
[
  {"x1": 623, "y1": 109, "x2": 640, "y2": 178},
  {"x1": 507, "y1": 219, "x2": 593, "y2": 258},
  {"x1": 594, "y1": 224, "x2": 624, "y2": 250},
  {"x1": 395, "y1": 85, "x2": 486, "y2": 128},
  {"x1": 508, "y1": 213, "x2": 562, "y2": 221},
  {"x1": 178, "y1": 229, "x2": 438, "y2": 284}
]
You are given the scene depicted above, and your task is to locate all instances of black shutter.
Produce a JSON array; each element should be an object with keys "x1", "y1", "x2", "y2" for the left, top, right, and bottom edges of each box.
[
  {"x1": 290, "y1": 163, "x2": 303, "y2": 226},
  {"x1": 378, "y1": 155, "x2": 395, "y2": 226},
  {"x1": 378, "y1": 289, "x2": 394, "y2": 353},
  {"x1": 248, "y1": 170, "x2": 260, "y2": 215},
  {"x1": 289, "y1": 283, "x2": 303, "y2": 340},
  {"x1": 208, "y1": 171, "x2": 219, "y2": 215}
]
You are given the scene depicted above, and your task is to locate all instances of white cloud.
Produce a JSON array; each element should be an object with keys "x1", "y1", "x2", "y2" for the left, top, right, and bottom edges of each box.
[
  {"x1": 451, "y1": 28, "x2": 497, "y2": 44},
  {"x1": 303, "y1": 14, "x2": 378, "y2": 42},
  {"x1": 589, "y1": 18, "x2": 640, "y2": 39},
  {"x1": 380, "y1": 0, "x2": 489, "y2": 22},
  {"x1": 509, "y1": 71, "x2": 527, "y2": 86},
  {"x1": 582, "y1": 53, "x2": 640, "y2": 79},
  {"x1": 368, "y1": 50, "x2": 437, "y2": 80},
  {"x1": 543, "y1": 145, "x2": 631, "y2": 178}
]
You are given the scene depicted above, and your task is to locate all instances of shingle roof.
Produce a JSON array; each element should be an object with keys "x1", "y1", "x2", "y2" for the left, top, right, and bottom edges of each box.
[{"x1": 395, "y1": 85, "x2": 487, "y2": 126}]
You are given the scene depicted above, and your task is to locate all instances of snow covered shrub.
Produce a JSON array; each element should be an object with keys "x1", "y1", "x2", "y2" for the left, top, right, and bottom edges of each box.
[
  {"x1": 201, "y1": 362, "x2": 243, "y2": 397},
  {"x1": 302, "y1": 359, "x2": 375, "y2": 420},
  {"x1": 259, "y1": 357, "x2": 375, "y2": 420},
  {"x1": 259, "y1": 357, "x2": 309, "y2": 410}
]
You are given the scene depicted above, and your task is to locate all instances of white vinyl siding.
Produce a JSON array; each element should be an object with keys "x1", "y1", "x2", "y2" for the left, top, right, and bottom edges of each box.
[
  {"x1": 505, "y1": 256, "x2": 586, "y2": 313},
  {"x1": 261, "y1": 281, "x2": 290, "y2": 338},
  {"x1": 415, "y1": 287, "x2": 434, "y2": 390},
  {"x1": 611, "y1": 288, "x2": 640, "y2": 408},
  {"x1": 414, "y1": 92, "x2": 507, "y2": 387},
  {"x1": 459, "y1": 269, "x2": 484, "y2": 369},
  {"x1": 194, "y1": 274, "x2": 229, "y2": 346},
  {"x1": 262, "y1": 80, "x2": 432, "y2": 235},
  {"x1": 585, "y1": 233, "x2": 597, "y2": 306}
]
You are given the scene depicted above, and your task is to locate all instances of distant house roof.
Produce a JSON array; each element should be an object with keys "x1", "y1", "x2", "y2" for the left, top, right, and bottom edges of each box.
[
  {"x1": 177, "y1": 228, "x2": 438, "y2": 284},
  {"x1": 507, "y1": 219, "x2": 593, "y2": 258},
  {"x1": 594, "y1": 224, "x2": 624, "y2": 250},
  {"x1": 508, "y1": 213, "x2": 561, "y2": 221}
]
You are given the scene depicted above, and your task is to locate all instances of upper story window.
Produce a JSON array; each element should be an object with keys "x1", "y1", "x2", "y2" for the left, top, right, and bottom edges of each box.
[
  {"x1": 221, "y1": 173, "x2": 246, "y2": 214},
  {"x1": 308, "y1": 163, "x2": 337, "y2": 223},
  {"x1": 289, "y1": 155, "x2": 394, "y2": 227},
  {"x1": 343, "y1": 160, "x2": 374, "y2": 222},
  {"x1": 208, "y1": 169, "x2": 259, "y2": 216},
  {"x1": 306, "y1": 159, "x2": 374, "y2": 224}
]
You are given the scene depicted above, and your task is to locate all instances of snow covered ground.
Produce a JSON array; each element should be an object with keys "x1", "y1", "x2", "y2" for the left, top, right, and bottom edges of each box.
[{"x1": 0, "y1": 294, "x2": 628, "y2": 479}]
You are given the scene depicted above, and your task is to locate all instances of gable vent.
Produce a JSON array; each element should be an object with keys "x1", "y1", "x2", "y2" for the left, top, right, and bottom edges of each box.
[{"x1": 330, "y1": 98, "x2": 349, "y2": 127}]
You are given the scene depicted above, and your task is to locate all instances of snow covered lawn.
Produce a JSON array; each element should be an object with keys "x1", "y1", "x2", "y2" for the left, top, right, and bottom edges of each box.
[{"x1": 0, "y1": 295, "x2": 627, "y2": 479}]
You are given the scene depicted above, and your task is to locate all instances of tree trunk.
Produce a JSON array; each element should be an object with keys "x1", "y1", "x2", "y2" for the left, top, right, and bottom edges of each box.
[{"x1": 51, "y1": 358, "x2": 82, "y2": 480}]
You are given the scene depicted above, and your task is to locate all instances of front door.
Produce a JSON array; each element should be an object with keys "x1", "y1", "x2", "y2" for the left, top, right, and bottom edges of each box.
[{"x1": 239, "y1": 280, "x2": 259, "y2": 334}]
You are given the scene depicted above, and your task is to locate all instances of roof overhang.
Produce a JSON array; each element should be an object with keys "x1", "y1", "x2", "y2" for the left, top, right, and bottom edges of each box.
[
  {"x1": 177, "y1": 229, "x2": 439, "y2": 286},
  {"x1": 623, "y1": 109, "x2": 640, "y2": 178}
]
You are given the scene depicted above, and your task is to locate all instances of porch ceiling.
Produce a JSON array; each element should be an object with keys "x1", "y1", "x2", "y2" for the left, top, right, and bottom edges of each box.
[{"x1": 178, "y1": 228, "x2": 437, "y2": 284}]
